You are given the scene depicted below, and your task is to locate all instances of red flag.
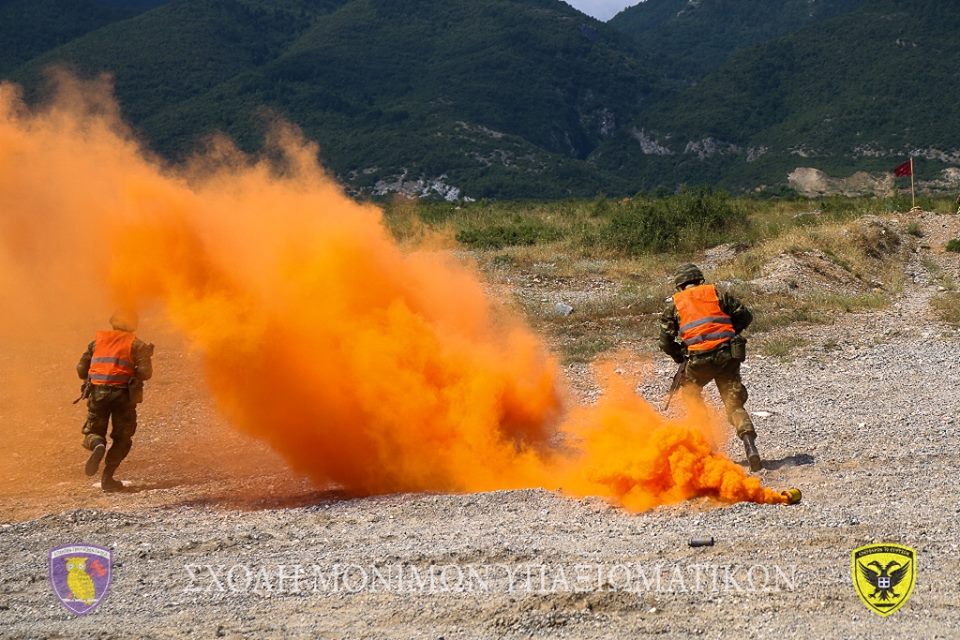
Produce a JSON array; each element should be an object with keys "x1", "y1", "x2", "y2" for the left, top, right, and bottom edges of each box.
[{"x1": 894, "y1": 160, "x2": 912, "y2": 177}]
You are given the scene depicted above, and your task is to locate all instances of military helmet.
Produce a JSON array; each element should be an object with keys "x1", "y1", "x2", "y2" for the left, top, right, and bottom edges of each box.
[
  {"x1": 673, "y1": 264, "x2": 705, "y2": 289},
  {"x1": 110, "y1": 309, "x2": 139, "y2": 332}
]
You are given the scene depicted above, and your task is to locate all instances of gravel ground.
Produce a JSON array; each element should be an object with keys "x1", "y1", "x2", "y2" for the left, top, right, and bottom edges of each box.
[{"x1": 2, "y1": 213, "x2": 959, "y2": 639}]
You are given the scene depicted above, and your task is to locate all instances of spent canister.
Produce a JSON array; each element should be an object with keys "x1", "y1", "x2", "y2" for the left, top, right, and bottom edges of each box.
[{"x1": 781, "y1": 488, "x2": 802, "y2": 504}]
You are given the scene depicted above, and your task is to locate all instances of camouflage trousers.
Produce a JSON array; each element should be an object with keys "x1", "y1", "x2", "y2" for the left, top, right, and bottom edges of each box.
[
  {"x1": 681, "y1": 347, "x2": 756, "y2": 438},
  {"x1": 82, "y1": 385, "x2": 137, "y2": 470}
]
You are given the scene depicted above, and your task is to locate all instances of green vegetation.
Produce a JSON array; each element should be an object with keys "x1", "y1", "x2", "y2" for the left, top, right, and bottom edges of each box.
[
  {"x1": 455, "y1": 218, "x2": 564, "y2": 250},
  {"x1": 0, "y1": 0, "x2": 152, "y2": 74},
  {"x1": 609, "y1": 0, "x2": 864, "y2": 81},
  {"x1": 6, "y1": 0, "x2": 658, "y2": 199},
  {"x1": 946, "y1": 239, "x2": 960, "y2": 253},
  {"x1": 2, "y1": 0, "x2": 957, "y2": 197},
  {"x1": 600, "y1": 189, "x2": 747, "y2": 254},
  {"x1": 757, "y1": 336, "x2": 808, "y2": 359},
  {"x1": 635, "y1": 0, "x2": 960, "y2": 186}
]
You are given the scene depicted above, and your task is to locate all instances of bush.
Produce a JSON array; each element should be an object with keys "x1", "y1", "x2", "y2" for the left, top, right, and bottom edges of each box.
[
  {"x1": 601, "y1": 189, "x2": 747, "y2": 254},
  {"x1": 455, "y1": 218, "x2": 563, "y2": 249},
  {"x1": 946, "y1": 239, "x2": 960, "y2": 253}
]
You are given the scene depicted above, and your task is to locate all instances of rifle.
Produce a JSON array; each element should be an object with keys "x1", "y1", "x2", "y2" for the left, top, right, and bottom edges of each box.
[
  {"x1": 72, "y1": 380, "x2": 91, "y2": 405},
  {"x1": 663, "y1": 360, "x2": 687, "y2": 412}
]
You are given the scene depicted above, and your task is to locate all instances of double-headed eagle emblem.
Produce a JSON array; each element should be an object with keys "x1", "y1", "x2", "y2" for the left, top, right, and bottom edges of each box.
[{"x1": 851, "y1": 543, "x2": 917, "y2": 617}]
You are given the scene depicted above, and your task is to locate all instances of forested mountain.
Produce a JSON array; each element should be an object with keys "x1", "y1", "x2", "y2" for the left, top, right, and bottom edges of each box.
[
  {"x1": 608, "y1": 0, "x2": 960, "y2": 189},
  {"x1": 2, "y1": 0, "x2": 957, "y2": 198},
  {"x1": 609, "y1": 0, "x2": 865, "y2": 81}
]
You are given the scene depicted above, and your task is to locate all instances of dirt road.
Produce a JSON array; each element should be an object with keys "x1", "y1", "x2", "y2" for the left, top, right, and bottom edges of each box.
[{"x1": 2, "y1": 213, "x2": 958, "y2": 638}]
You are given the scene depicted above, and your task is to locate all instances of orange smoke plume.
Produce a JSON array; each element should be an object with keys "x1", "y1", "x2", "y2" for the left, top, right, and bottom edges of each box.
[{"x1": 0, "y1": 74, "x2": 784, "y2": 510}]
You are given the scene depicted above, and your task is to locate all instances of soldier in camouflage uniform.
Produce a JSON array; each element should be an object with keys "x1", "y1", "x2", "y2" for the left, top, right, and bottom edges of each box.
[
  {"x1": 658, "y1": 264, "x2": 762, "y2": 471},
  {"x1": 76, "y1": 310, "x2": 154, "y2": 492}
]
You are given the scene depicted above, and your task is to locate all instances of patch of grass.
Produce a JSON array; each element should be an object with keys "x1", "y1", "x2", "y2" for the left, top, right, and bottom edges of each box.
[
  {"x1": 932, "y1": 293, "x2": 960, "y2": 325},
  {"x1": 744, "y1": 290, "x2": 889, "y2": 334},
  {"x1": 946, "y1": 239, "x2": 960, "y2": 253},
  {"x1": 906, "y1": 220, "x2": 924, "y2": 237},
  {"x1": 560, "y1": 336, "x2": 615, "y2": 364},
  {"x1": 747, "y1": 304, "x2": 825, "y2": 333},
  {"x1": 807, "y1": 291, "x2": 890, "y2": 313},
  {"x1": 757, "y1": 336, "x2": 808, "y2": 358},
  {"x1": 922, "y1": 256, "x2": 958, "y2": 291},
  {"x1": 717, "y1": 216, "x2": 907, "y2": 289}
]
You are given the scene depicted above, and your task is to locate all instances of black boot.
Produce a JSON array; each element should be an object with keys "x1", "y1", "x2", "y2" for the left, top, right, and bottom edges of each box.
[
  {"x1": 84, "y1": 443, "x2": 106, "y2": 477},
  {"x1": 101, "y1": 465, "x2": 125, "y2": 492},
  {"x1": 741, "y1": 432, "x2": 762, "y2": 472}
]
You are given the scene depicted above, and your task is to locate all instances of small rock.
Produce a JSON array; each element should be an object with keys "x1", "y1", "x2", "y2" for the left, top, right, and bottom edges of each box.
[{"x1": 554, "y1": 302, "x2": 574, "y2": 317}]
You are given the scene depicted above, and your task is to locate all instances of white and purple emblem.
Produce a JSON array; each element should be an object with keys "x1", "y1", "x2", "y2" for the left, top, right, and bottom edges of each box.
[{"x1": 48, "y1": 544, "x2": 112, "y2": 615}]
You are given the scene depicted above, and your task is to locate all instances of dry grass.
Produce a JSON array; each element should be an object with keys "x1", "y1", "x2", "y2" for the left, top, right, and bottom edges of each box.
[
  {"x1": 715, "y1": 218, "x2": 908, "y2": 289},
  {"x1": 922, "y1": 256, "x2": 958, "y2": 292},
  {"x1": 931, "y1": 292, "x2": 960, "y2": 325},
  {"x1": 756, "y1": 335, "x2": 808, "y2": 359},
  {"x1": 383, "y1": 198, "x2": 918, "y2": 364}
]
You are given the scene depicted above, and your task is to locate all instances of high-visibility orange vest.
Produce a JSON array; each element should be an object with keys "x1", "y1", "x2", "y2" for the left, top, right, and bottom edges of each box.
[
  {"x1": 88, "y1": 330, "x2": 136, "y2": 386},
  {"x1": 673, "y1": 284, "x2": 736, "y2": 353}
]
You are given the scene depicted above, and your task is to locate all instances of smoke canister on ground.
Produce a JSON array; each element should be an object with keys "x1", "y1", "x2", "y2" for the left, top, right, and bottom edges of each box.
[
  {"x1": 781, "y1": 488, "x2": 802, "y2": 504},
  {"x1": 689, "y1": 537, "x2": 715, "y2": 547}
]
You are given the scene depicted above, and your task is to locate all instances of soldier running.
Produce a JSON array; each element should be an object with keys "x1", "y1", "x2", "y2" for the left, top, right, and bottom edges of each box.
[
  {"x1": 76, "y1": 310, "x2": 154, "y2": 491},
  {"x1": 658, "y1": 264, "x2": 762, "y2": 471}
]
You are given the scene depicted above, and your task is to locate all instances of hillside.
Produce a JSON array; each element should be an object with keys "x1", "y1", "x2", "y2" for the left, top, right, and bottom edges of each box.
[
  {"x1": 2, "y1": 0, "x2": 959, "y2": 197},
  {"x1": 0, "y1": 0, "x2": 162, "y2": 74},
  {"x1": 608, "y1": 0, "x2": 960, "y2": 189},
  {"x1": 9, "y1": 0, "x2": 662, "y2": 198},
  {"x1": 609, "y1": 0, "x2": 865, "y2": 81}
]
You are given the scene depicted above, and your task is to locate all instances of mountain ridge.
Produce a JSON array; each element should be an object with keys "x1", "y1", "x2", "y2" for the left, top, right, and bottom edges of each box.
[{"x1": 1, "y1": 0, "x2": 957, "y2": 198}]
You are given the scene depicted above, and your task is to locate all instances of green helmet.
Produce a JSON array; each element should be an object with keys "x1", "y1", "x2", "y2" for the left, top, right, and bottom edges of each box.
[{"x1": 673, "y1": 264, "x2": 704, "y2": 289}]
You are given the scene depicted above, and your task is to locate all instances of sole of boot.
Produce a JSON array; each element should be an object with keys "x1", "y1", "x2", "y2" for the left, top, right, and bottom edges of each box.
[
  {"x1": 84, "y1": 444, "x2": 106, "y2": 477},
  {"x1": 101, "y1": 479, "x2": 125, "y2": 493}
]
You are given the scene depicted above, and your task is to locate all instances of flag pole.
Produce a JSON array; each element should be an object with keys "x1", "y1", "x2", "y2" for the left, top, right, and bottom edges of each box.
[{"x1": 910, "y1": 157, "x2": 917, "y2": 210}]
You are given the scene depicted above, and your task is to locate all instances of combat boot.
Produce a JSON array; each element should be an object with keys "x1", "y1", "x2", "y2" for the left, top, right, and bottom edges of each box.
[
  {"x1": 100, "y1": 466, "x2": 125, "y2": 493},
  {"x1": 741, "y1": 432, "x2": 762, "y2": 472},
  {"x1": 84, "y1": 443, "x2": 106, "y2": 477}
]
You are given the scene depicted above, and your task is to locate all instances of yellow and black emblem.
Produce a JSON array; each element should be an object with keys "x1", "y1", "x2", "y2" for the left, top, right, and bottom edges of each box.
[{"x1": 851, "y1": 543, "x2": 917, "y2": 617}]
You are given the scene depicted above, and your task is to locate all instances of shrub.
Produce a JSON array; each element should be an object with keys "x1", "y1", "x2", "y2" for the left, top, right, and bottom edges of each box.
[
  {"x1": 601, "y1": 189, "x2": 747, "y2": 254},
  {"x1": 455, "y1": 218, "x2": 563, "y2": 249},
  {"x1": 946, "y1": 239, "x2": 960, "y2": 253}
]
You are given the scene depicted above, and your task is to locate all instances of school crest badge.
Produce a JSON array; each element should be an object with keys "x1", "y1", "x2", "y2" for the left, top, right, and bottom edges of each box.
[
  {"x1": 851, "y1": 543, "x2": 916, "y2": 617},
  {"x1": 49, "y1": 544, "x2": 112, "y2": 615}
]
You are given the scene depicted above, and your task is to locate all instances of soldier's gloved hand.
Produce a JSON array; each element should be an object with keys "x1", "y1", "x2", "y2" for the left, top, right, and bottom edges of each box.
[{"x1": 670, "y1": 352, "x2": 685, "y2": 364}]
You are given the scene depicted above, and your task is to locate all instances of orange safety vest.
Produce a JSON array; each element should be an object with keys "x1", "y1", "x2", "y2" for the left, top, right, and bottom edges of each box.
[
  {"x1": 673, "y1": 284, "x2": 736, "y2": 353},
  {"x1": 88, "y1": 330, "x2": 136, "y2": 386}
]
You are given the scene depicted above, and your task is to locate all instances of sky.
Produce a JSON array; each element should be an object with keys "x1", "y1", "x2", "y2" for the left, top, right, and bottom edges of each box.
[{"x1": 565, "y1": 0, "x2": 639, "y2": 21}]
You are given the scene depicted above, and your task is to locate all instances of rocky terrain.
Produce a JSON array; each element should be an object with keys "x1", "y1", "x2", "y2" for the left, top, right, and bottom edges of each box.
[{"x1": 1, "y1": 213, "x2": 959, "y2": 638}]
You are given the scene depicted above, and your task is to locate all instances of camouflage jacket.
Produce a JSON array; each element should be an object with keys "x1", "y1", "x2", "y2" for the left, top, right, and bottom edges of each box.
[
  {"x1": 77, "y1": 335, "x2": 154, "y2": 382},
  {"x1": 658, "y1": 285, "x2": 753, "y2": 363}
]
